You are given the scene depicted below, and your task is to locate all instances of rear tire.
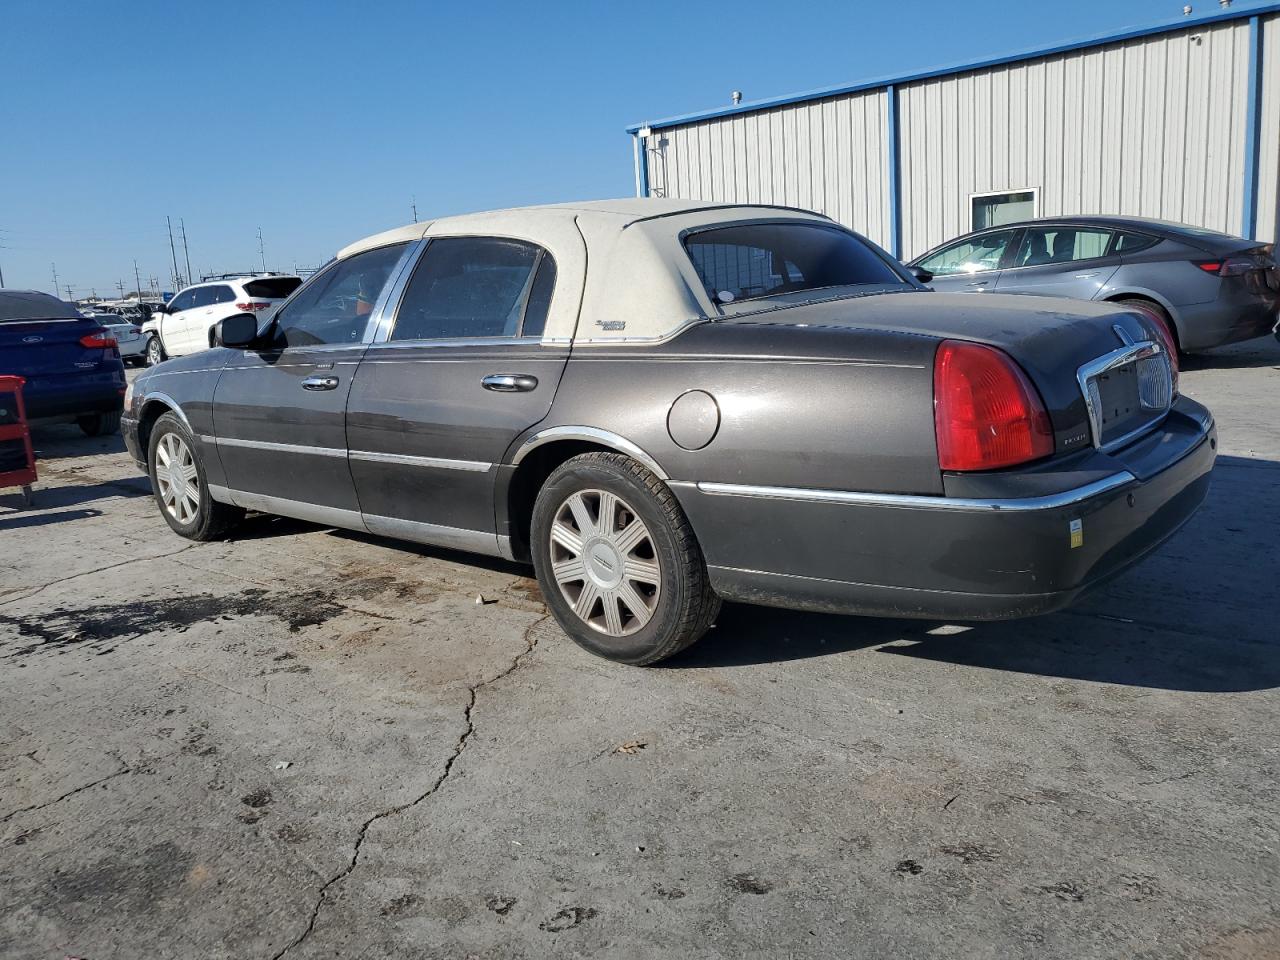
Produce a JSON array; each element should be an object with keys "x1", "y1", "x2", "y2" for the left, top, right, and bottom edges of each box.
[
  {"x1": 147, "y1": 412, "x2": 244, "y2": 540},
  {"x1": 77, "y1": 411, "x2": 121, "y2": 436},
  {"x1": 530, "y1": 452, "x2": 720, "y2": 666},
  {"x1": 1116, "y1": 298, "x2": 1181, "y2": 355}
]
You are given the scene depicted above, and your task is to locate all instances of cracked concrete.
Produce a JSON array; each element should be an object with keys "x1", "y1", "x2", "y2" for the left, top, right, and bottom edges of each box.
[
  {"x1": 1, "y1": 341, "x2": 1279, "y2": 959},
  {"x1": 271, "y1": 614, "x2": 551, "y2": 960}
]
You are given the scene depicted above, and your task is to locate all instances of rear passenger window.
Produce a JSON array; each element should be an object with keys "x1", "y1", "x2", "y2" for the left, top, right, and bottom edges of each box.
[
  {"x1": 1114, "y1": 232, "x2": 1160, "y2": 255},
  {"x1": 212, "y1": 285, "x2": 236, "y2": 304},
  {"x1": 391, "y1": 237, "x2": 544, "y2": 341},
  {"x1": 520, "y1": 254, "x2": 556, "y2": 339},
  {"x1": 1014, "y1": 228, "x2": 1113, "y2": 267}
]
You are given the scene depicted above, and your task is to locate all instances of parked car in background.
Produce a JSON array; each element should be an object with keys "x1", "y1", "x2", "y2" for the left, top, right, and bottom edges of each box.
[
  {"x1": 123, "y1": 200, "x2": 1213, "y2": 665},
  {"x1": 909, "y1": 216, "x2": 1280, "y2": 353},
  {"x1": 141, "y1": 274, "x2": 303, "y2": 365},
  {"x1": 1, "y1": 290, "x2": 126, "y2": 435},
  {"x1": 96, "y1": 315, "x2": 147, "y2": 365}
]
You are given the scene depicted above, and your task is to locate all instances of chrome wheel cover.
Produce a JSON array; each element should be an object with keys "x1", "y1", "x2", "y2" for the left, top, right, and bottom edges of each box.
[
  {"x1": 155, "y1": 432, "x2": 201, "y2": 525},
  {"x1": 146, "y1": 338, "x2": 162, "y2": 364},
  {"x1": 549, "y1": 489, "x2": 661, "y2": 637}
]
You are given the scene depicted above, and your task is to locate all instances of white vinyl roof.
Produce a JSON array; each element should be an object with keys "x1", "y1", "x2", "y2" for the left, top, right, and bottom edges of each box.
[{"x1": 336, "y1": 199, "x2": 833, "y2": 342}]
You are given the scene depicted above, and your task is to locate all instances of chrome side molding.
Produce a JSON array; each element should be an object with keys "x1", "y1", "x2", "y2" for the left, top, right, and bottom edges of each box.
[
  {"x1": 511, "y1": 426, "x2": 669, "y2": 479},
  {"x1": 696, "y1": 472, "x2": 1137, "y2": 513}
]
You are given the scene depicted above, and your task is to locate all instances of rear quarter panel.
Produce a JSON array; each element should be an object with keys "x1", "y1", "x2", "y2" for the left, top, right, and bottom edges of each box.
[{"x1": 536, "y1": 321, "x2": 943, "y2": 495}]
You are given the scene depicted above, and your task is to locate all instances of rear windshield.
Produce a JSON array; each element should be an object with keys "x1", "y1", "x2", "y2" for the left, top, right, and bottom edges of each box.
[
  {"x1": 0, "y1": 292, "x2": 82, "y2": 322},
  {"x1": 684, "y1": 222, "x2": 906, "y2": 308},
  {"x1": 243, "y1": 277, "x2": 303, "y2": 299}
]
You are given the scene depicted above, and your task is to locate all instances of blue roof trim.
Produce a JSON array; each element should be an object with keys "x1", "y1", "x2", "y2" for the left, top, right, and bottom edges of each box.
[{"x1": 624, "y1": 2, "x2": 1280, "y2": 133}]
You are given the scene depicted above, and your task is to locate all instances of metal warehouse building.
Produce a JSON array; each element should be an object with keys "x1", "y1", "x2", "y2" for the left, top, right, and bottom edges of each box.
[{"x1": 626, "y1": 3, "x2": 1280, "y2": 260}]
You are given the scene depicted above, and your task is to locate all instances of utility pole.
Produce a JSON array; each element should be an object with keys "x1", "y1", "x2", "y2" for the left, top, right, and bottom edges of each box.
[
  {"x1": 64, "y1": 284, "x2": 74, "y2": 302},
  {"x1": 167, "y1": 216, "x2": 181, "y2": 289},
  {"x1": 116, "y1": 279, "x2": 126, "y2": 300},
  {"x1": 133, "y1": 260, "x2": 143, "y2": 300},
  {"x1": 257, "y1": 227, "x2": 267, "y2": 273},
  {"x1": 411, "y1": 196, "x2": 418, "y2": 223},
  {"x1": 52, "y1": 263, "x2": 60, "y2": 297},
  {"x1": 180, "y1": 218, "x2": 192, "y2": 288}
]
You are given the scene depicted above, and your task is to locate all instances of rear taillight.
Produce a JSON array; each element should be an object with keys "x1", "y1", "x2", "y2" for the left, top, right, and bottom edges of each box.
[
  {"x1": 235, "y1": 301, "x2": 272, "y2": 311},
  {"x1": 934, "y1": 340, "x2": 1054, "y2": 472},
  {"x1": 1195, "y1": 256, "x2": 1257, "y2": 277},
  {"x1": 79, "y1": 331, "x2": 118, "y2": 349}
]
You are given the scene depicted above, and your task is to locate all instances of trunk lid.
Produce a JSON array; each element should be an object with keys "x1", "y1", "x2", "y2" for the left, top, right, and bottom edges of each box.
[
  {"x1": 724, "y1": 289, "x2": 1172, "y2": 456},
  {"x1": 0, "y1": 316, "x2": 117, "y2": 377}
]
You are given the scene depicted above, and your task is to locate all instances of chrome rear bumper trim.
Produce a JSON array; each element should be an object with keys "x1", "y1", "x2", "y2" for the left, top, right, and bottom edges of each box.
[{"x1": 695, "y1": 472, "x2": 1137, "y2": 513}]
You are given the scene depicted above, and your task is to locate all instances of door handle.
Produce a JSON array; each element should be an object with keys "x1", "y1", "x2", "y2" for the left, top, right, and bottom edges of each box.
[
  {"x1": 965, "y1": 280, "x2": 990, "y2": 288},
  {"x1": 1074, "y1": 272, "x2": 1099, "y2": 279},
  {"x1": 482, "y1": 373, "x2": 538, "y2": 392},
  {"x1": 301, "y1": 375, "x2": 339, "y2": 391}
]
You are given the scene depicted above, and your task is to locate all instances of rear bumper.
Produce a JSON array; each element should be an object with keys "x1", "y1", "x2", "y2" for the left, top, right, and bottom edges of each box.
[
  {"x1": 22, "y1": 375, "x2": 126, "y2": 421},
  {"x1": 673, "y1": 401, "x2": 1215, "y2": 620},
  {"x1": 1177, "y1": 296, "x2": 1277, "y2": 351}
]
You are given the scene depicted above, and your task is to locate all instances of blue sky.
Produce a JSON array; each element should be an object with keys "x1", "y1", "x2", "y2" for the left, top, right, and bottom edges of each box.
[{"x1": 0, "y1": 0, "x2": 1269, "y2": 296}]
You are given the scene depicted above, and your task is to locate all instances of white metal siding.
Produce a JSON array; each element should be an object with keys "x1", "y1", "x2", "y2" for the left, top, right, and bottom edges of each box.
[
  {"x1": 1259, "y1": 14, "x2": 1280, "y2": 245},
  {"x1": 642, "y1": 91, "x2": 893, "y2": 249},
  {"x1": 898, "y1": 20, "x2": 1253, "y2": 258}
]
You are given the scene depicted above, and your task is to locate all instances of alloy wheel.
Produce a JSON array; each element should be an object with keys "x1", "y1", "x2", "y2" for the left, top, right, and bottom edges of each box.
[
  {"x1": 549, "y1": 489, "x2": 661, "y2": 637},
  {"x1": 155, "y1": 433, "x2": 200, "y2": 524},
  {"x1": 146, "y1": 337, "x2": 162, "y2": 365}
]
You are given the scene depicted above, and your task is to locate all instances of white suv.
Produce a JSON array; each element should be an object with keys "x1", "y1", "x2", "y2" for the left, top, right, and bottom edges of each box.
[{"x1": 142, "y1": 274, "x2": 302, "y2": 365}]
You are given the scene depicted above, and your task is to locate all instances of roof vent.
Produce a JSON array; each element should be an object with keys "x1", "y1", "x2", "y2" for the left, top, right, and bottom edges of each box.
[{"x1": 731, "y1": 90, "x2": 742, "y2": 105}]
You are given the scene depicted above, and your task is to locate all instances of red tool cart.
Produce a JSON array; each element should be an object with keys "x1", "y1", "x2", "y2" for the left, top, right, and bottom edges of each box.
[{"x1": 0, "y1": 375, "x2": 36, "y2": 508}]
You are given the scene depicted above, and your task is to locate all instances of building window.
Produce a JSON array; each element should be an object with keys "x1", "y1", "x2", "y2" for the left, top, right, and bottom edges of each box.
[{"x1": 971, "y1": 189, "x2": 1038, "y2": 230}]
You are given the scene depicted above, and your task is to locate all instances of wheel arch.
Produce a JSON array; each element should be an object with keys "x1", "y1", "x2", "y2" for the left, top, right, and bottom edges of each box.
[
  {"x1": 1101, "y1": 289, "x2": 1183, "y2": 347},
  {"x1": 500, "y1": 428, "x2": 670, "y2": 563},
  {"x1": 137, "y1": 393, "x2": 192, "y2": 457}
]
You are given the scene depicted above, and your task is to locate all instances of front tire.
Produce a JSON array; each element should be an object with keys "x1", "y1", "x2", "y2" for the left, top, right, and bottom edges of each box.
[
  {"x1": 147, "y1": 412, "x2": 244, "y2": 540},
  {"x1": 145, "y1": 335, "x2": 166, "y2": 366},
  {"x1": 77, "y1": 411, "x2": 121, "y2": 436},
  {"x1": 530, "y1": 452, "x2": 720, "y2": 666}
]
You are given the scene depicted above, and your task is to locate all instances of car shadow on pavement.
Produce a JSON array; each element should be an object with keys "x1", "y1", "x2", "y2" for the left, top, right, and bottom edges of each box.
[
  {"x1": 1181, "y1": 338, "x2": 1280, "y2": 370},
  {"x1": 670, "y1": 602, "x2": 1280, "y2": 693},
  {"x1": 2, "y1": 478, "x2": 150, "y2": 512},
  {"x1": 0, "y1": 507, "x2": 103, "y2": 532},
  {"x1": 28, "y1": 424, "x2": 127, "y2": 460}
]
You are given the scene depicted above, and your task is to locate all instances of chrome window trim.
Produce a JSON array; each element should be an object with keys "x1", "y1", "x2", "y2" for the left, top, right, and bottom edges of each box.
[
  {"x1": 365, "y1": 238, "x2": 428, "y2": 343},
  {"x1": 695, "y1": 472, "x2": 1136, "y2": 513},
  {"x1": 349, "y1": 449, "x2": 492, "y2": 472},
  {"x1": 1075, "y1": 340, "x2": 1171, "y2": 451},
  {"x1": 511, "y1": 426, "x2": 669, "y2": 480}
]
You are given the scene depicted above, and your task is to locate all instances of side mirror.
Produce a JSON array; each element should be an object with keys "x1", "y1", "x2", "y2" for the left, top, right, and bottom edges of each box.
[
  {"x1": 216, "y1": 312, "x2": 261, "y2": 349},
  {"x1": 909, "y1": 265, "x2": 934, "y2": 283},
  {"x1": 152, "y1": 303, "x2": 169, "y2": 314}
]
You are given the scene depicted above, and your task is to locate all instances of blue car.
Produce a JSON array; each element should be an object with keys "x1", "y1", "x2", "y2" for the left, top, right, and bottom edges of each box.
[{"x1": 0, "y1": 290, "x2": 127, "y2": 436}]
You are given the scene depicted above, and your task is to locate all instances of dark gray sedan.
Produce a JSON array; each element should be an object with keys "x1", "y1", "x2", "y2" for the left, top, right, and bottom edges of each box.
[
  {"x1": 123, "y1": 200, "x2": 1215, "y2": 665},
  {"x1": 910, "y1": 216, "x2": 1279, "y2": 353}
]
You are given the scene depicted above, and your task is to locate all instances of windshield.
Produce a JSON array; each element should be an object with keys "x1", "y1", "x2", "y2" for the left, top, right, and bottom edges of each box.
[{"x1": 684, "y1": 222, "x2": 907, "y2": 309}]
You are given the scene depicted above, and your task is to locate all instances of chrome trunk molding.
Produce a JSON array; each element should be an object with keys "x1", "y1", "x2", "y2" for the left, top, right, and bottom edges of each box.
[{"x1": 1076, "y1": 340, "x2": 1173, "y2": 452}]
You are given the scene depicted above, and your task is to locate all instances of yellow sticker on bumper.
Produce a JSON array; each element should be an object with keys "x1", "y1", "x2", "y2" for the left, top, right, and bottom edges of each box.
[{"x1": 1069, "y1": 518, "x2": 1084, "y2": 549}]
